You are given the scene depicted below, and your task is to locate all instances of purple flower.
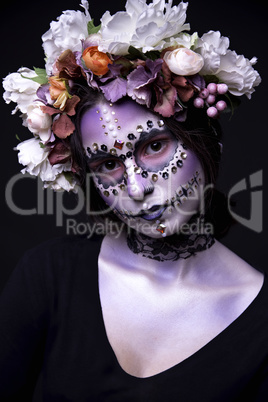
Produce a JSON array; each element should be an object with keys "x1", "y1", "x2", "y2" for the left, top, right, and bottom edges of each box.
[
  {"x1": 100, "y1": 77, "x2": 127, "y2": 102},
  {"x1": 127, "y1": 59, "x2": 163, "y2": 107}
]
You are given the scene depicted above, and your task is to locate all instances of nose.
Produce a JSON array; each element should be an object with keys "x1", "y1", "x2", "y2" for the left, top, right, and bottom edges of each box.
[{"x1": 125, "y1": 161, "x2": 152, "y2": 200}]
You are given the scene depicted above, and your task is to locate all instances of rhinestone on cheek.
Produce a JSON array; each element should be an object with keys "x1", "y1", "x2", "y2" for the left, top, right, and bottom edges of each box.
[
  {"x1": 119, "y1": 184, "x2": 126, "y2": 191},
  {"x1": 110, "y1": 148, "x2": 117, "y2": 155},
  {"x1": 128, "y1": 133, "x2": 136, "y2": 140},
  {"x1": 162, "y1": 172, "x2": 169, "y2": 180},
  {"x1": 112, "y1": 189, "x2": 119, "y2": 196},
  {"x1": 142, "y1": 171, "x2": 148, "y2": 178},
  {"x1": 156, "y1": 223, "x2": 166, "y2": 234},
  {"x1": 101, "y1": 144, "x2": 107, "y2": 152},
  {"x1": 103, "y1": 191, "x2": 109, "y2": 197},
  {"x1": 92, "y1": 143, "x2": 98, "y2": 151},
  {"x1": 171, "y1": 166, "x2": 177, "y2": 174},
  {"x1": 152, "y1": 174, "x2": 158, "y2": 182},
  {"x1": 181, "y1": 152, "x2": 187, "y2": 160},
  {"x1": 157, "y1": 120, "x2": 164, "y2": 127},
  {"x1": 177, "y1": 160, "x2": 183, "y2": 168}
]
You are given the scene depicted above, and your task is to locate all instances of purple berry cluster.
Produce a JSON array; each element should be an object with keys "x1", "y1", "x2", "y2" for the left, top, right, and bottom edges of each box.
[{"x1": 193, "y1": 83, "x2": 228, "y2": 118}]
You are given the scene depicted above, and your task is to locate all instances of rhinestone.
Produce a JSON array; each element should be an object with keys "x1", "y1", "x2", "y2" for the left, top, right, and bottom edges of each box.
[
  {"x1": 126, "y1": 142, "x2": 133, "y2": 149},
  {"x1": 119, "y1": 184, "x2": 126, "y2": 191},
  {"x1": 102, "y1": 125, "x2": 106, "y2": 129},
  {"x1": 99, "y1": 117, "x2": 103, "y2": 121},
  {"x1": 177, "y1": 160, "x2": 183, "y2": 168},
  {"x1": 87, "y1": 147, "x2": 92, "y2": 155},
  {"x1": 156, "y1": 223, "x2": 166, "y2": 234},
  {"x1": 109, "y1": 103, "x2": 113, "y2": 107},
  {"x1": 136, "y1": 125, "x2": 143, "y2": 133},
  {"x1": 142, "y1": 171, "x2": 148, "y2": 178},
  {"x1": 124, "y1": 172, "x2": 129, "y2": 178},
  {"x1": 181, "y1": 152, "x2": 187, "y2": 160},
  {"x1": 111, "y1": 111, "x2": 115, "y2": 115},
  {"x1": 117, "y1": 126, "x2": 121, "y2": 130},
  {"x1": 114, "y1": 140, "x2": 124, "y2": 150},
  {"x1": 92, "y1": 143, "x2": 98, "y2": 151},
  {"x1": 110, "y1": 148, "x2": 117, "y2": 155},
  {"x1": 162, "y1": 172, "x2": 169, "y2": 180},
  {"x1": 152, "y1": 174, "x2": 158, "y2": 182},
  {"x1": 101, "y1": 144, "x2": 107, "y2": 152},
  {"x1": 147, "y1": 120, "x2": 153, "y2": 128},
  {"x1": 157, "y1": 120, "x2": 164, "y2": 127},
  {"x1": 171, "y1": 166, "x2": 177, "y2": 174},
  {"x1": 134, "y1": 167, "x2": 141, "y2": 174},
  {"x1": 128, "y1": 133, "x2": 136, "y2": 140},
  {"x1": 182, "y1": 143, "x2": 188, "y2": 150},
  {"x1": 96, "y1": 110, "x2": 100, "y2": 114},
  {"x1": 171, "y1": 197, "x2": 176, "y2": 202},
  {"x1": 126, "y1": 151, "x2": 133, "y2": 158},
  {"x1": 103, "y1": 191, "x2": 109, "y2": 197},
  {"x1": 114, "y1": 118, "x2": 118, "y2": 123},
  {"x1": 112, "y1": 189, "x2": 118, "y2": 196},
  {"x1": 105, "y1": 132, "x2": 108, "y2": 136},
  {"x1": 119, "y1": 154, "x2": 126, "y2": 161}
]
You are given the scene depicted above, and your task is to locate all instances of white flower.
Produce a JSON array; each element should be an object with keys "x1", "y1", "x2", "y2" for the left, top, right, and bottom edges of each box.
[
  {"x1": 3, "y1": 68, "x2": 40, "y2": 114},
  {"x1": 163, "y1": 32, "x2": 198, "y2": 50},
  {"x1": 98, "y1": 0, "x2": 190, "y2": 55},
  {"x1": 24, "y1": 102, "x2": 52, "y2": 143},
  {"x1": 44, "y1": 173, "x2": 79, "y2": 192},
  {"x1": 195, "y1": 31, "x2": 230, "y2": 75},
  {"x1": 195, "y1": 31, "x2": 261, "y2": 98},
  {"x1": 164, "y1": 47, "x2": 204, "y2": 76},
  {"x1": 216, "y1": 51, "x2": 261, "y2": 99},
  {"x1": 42, "y1": 0, "x2": 91, "y2": 74}
]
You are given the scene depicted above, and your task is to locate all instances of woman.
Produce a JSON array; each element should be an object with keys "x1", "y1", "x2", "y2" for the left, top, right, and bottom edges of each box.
[{"x1": 1, "y1": 1, "x2": 267, "y2": 400}]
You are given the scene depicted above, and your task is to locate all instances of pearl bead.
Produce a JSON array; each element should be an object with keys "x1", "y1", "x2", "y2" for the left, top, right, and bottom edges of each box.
[
  {"x1": 102, "y1": 108, "x2": 108, "y2": 114},
  {"x1": 207, "y1": 83, "x2": 218, "y2": 94},
  {"x1": 207, "y1": 94, "x2": 216, "y2": 105},
  {"x1": 207, "y1": 107, "x2": 218, "y2": 118},
  {"x1": 193, "y1": 97, "x2": 204, "y2": 108},
  {"x1": 109, "y1": 124, "x2": 114, "y2": 131},
  {"x1": 217, "y1": 83, "x2": 228, "y2": 94},
  {"x1": 143, "y1": 203, "x2": 148, "y2": 210},
  {"x1": 105, "y1": 117, "x2": 111, "y2": 123},
  {"x1": 199, "y1": 88, "x2": 209, "y2": 99},
  {"x1": 216, "y1": 100, "x2": 227, "y2": 111}
]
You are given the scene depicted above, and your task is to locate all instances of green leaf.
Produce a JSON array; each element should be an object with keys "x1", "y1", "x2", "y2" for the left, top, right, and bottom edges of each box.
[
  {"x1": 144, "y1": 50, "x2": 161, "y2": 61},
  {"x1": 87, "y1": 19, "x2": 101, "y2": 35},
  {"x1": 15, "y1": 134, "x2": 21, "y2": 142},
  {"x1": 127, "y1": 46, "x2": 146, "y2": 60},
  {"x1": 21, "y1": 66, "x2": 48, "y2": 85}
]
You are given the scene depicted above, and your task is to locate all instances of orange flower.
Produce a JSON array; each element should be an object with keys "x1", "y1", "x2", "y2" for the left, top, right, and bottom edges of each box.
[
  {"x1": 82, "y1": 46, "x2": 112, "y2": 76},
  {"x1": 48, "y1": 76, "x2": 70, "y2": 111}
]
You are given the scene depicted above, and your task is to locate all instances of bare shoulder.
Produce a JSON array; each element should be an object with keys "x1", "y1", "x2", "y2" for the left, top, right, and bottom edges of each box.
[{"x1": 208, "y1": 240, "x2": 264, "y2": 293}]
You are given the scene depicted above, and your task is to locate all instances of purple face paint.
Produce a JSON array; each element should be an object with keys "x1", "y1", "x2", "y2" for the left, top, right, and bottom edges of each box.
[{"x1": 80, "y1": 98, "x2": 204, "y2": 238}]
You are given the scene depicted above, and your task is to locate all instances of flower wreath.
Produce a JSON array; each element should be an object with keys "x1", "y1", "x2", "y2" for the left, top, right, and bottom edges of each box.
[{"x1": 3, "y1": 0, "x2": 261, "y2": 192}]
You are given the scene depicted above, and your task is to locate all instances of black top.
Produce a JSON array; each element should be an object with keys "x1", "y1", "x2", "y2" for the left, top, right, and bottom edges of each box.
[{"x1": 0, "y1": 235, "x2": 267, "y2": 401}]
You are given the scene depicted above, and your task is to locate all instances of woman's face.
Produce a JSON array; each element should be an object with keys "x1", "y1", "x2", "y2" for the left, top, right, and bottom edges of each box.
[{"x1": 80, "y1": 99, "x2": 204, "y2": 238}]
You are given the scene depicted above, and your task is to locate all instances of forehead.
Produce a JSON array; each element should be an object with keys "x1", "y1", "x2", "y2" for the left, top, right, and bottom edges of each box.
[{"x1": 80, "y1": 99, "x2": 165, "y2": 152}]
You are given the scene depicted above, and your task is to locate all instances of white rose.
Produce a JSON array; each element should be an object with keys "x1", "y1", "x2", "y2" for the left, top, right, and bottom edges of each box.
[
  {"x1": 98, "y1": 0, "x2": 190, "y2": 55},
  {"x1": 25, "y1": 102, "x2": 52, "y2": 143},
  {"x1": 3, "y1": 68, "x2": 40, "y2": 114},
  {"x1": 163, "y1": 47, "x2": 204, "y2": 76},
  {"x1": 216, "y1": 51, "x2": 261, "y2": 98},
  {"x1": 42, "y1": 0, "x2": 91, "y2": 74},
  {"x1": 195, "y1": 31, "x2": 261, "y2": 98},
  {"x1": 195, "y1": 31, "x2": 230, "y2": 75},
  {"x1": 44, "y1": 172, "x2": 79, "y2": 192},
  {"x1": 16, "y1": 138, "x2": 59, "y2": 182}
]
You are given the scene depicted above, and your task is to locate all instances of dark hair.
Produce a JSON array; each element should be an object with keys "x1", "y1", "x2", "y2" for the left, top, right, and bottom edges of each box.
[{"x1": 69, "y1": 85, "x2": 234, "y2": 238}]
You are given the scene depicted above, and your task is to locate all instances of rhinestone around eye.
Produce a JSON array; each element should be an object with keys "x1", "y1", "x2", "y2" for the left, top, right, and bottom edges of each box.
[
  {"x1": 152, "y1": 174, "x2": 158, "y2": 182},
  {"x1": 147, "y1": 120, "x2": 153, "y2": 128},
  {"x1": 157, "y1": 120, "x2": 164, "y2": 127},
  {"x1": 142, "y1": 171, "x2": 148, "y2": 178},
  {"x1": 110, "y1": 148, "x2": 117, "y2": 155},
  {"x1": 136, "y1": 125, "x2": 143, "y2": 133},
  {"x1": 128, "y1": 133, "x2": 136, "y2": 140},
  {"x1": 119, "y1": 184, "x2": 126, "y2": 191},
  {"x1": 92, "y1": 143, "x2": 98, "y2": 151},
  {"x1": 119, "y1": 154, "x2": 126, "y2": 161},
  {"x1": 117, "y1": 126, "x2": 121, "y2": 130},
  {"x1": 134, "y1": 167, "x2": 141, "y2": 174},
  {"x1": 126, "y1": 142, "x2": 133, "y2": 149},
  {"x1": 103, "y1": 191, "x2": 109, "y2": 197},
  {"x1": 177, "y1": 160, "x2": 183, "y2": 168},
  {"x1": 101, "y1": 144, "x2": 107, "y2": 152},
  {"x1": 181, "y1": 152, "x2": 187, "y2": 160},
  {"x1": 114, "y1": 118, "x2": 118, "y2": 123},
  {"x1": 126, "y1": 151, "x2": 133, "y2": 158},
  {"x1": 162, "y1": 172, "x2": 169, "y2": 180},
  {"x1": 171, "y1": 166, "x2": 177, "y2": 174},
  {"x1": 102, "y1": 125, "x2": 106, "y2": 129},
  {"x1": 112, "y1": 189, "x2": 118, "y2": 196}
]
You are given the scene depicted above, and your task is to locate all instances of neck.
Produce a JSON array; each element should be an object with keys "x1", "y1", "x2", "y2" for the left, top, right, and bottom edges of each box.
[{"x1": 126, "y1": 221, "x2": 215, "y2": 262}]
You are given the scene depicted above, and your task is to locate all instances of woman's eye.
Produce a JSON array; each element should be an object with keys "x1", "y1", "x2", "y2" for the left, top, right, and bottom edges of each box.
[
  {"x1": 145, "y1": 141, "x2": 164, "y2": 155},
  {"x1": 104, "y1": 160, "x2": 116, "y2": 171}
]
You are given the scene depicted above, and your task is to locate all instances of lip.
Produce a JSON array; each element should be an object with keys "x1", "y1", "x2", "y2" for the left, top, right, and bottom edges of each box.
[{"x1": 139, "y1": 205, "x2": 167, "y2": 221}]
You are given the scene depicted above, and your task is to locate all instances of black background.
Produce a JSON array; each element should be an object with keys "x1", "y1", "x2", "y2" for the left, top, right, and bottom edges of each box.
[{"x1": 0, "y1": 0, "x2": 267, "y2": 290}]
